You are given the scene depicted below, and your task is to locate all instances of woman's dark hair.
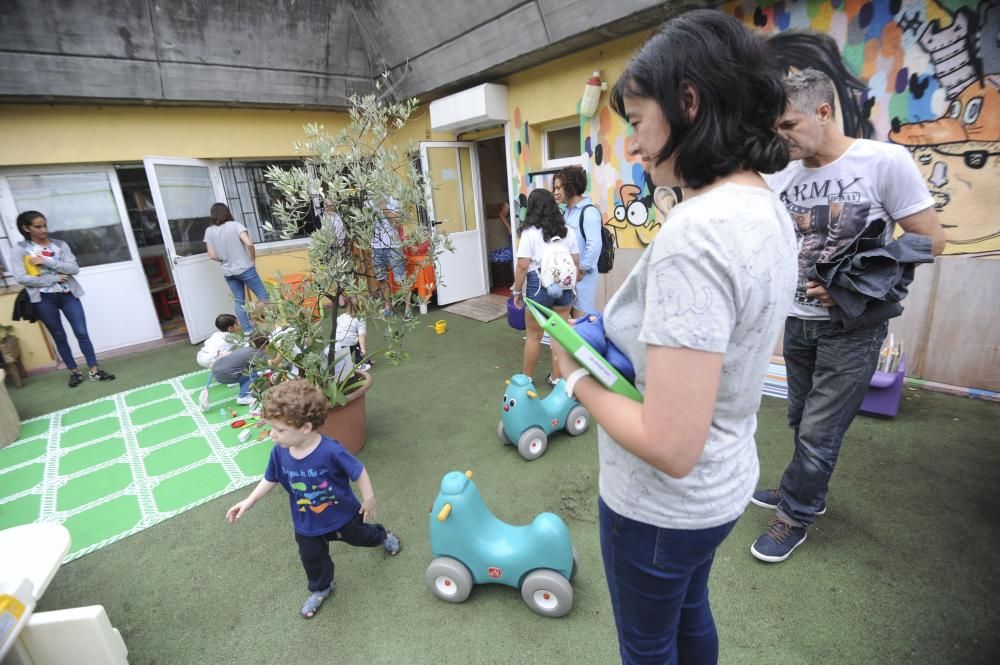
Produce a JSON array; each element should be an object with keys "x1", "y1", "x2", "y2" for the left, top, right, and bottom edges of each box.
[
  {"x1": 767, "y1": 30, "x2": 873, "y2": 139},
  {"x1": 210, "y1": 202, "x2": 234, "y2": 226},
  {"x1": 16, "y1": 210, "x2": 45, "y2": 239},
  {"x1": 524, "y1": 189, "x2": 567, "y2": 242},
  {"x1": 555, "y1": 165, "x2": 587, "y2": 199},
  {"x1": 609, "y1": 9, "x2": 789, "y2": 188}
]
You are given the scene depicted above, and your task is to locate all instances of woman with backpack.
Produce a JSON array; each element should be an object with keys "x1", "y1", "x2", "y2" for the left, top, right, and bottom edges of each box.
[
  {"x1": 554, "y1": 165, "x2": 604, "y2": 317},
  {"x1": 511, "y1": 188, "x2": 580, "y2": 386}
]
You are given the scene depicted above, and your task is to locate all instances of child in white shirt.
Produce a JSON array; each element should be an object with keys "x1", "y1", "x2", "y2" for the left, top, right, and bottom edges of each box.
[
  {"x1": 334, "y1": 297, "x2": 371, "y2": 371},
  {"x1": 197, "y1": 314, "x2": 240, "y2": 410}
]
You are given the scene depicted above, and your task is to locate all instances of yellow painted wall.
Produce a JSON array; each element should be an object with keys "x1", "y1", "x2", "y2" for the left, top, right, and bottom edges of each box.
[
  {"x1": 0, "y1": 103, "x2": 451, "y2": 167},
  {"x1": 504, "y1": 31, "x2": 648, "y2": 173}
]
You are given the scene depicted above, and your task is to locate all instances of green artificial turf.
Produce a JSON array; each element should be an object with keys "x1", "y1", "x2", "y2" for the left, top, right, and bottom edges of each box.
[{"x1": 9, "y1": 310, "x2": 999, "y2": 665}]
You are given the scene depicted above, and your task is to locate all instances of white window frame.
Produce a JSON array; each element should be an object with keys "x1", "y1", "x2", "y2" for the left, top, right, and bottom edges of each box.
[{"x1": 542, "y1": 122, "x2": 585, "y2": 169}]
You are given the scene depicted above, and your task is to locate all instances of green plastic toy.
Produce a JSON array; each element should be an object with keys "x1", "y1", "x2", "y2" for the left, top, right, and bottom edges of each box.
[{"x1": 523, "y1": 298, "x2": 643, "y2": 403}]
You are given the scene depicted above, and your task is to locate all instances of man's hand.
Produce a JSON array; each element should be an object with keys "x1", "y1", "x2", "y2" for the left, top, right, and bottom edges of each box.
[
  {"x1": 805, "y1": 280, "x2": 835, "y2": 308},
  {"x1": 359, "y1": 496, "x2": 378, "y2": 523}
]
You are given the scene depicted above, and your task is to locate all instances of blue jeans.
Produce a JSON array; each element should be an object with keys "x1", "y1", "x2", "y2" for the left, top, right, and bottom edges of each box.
[
  {"x1": 295, "y1": 514, "x2": 389, "y2": 591},
  {"x1": 524, "y1": 270, "x2": 574, "y2": 308},
  {"x1": 599, "y1": 498, "x2": 737, "y2": 665},
  {"x1": 777, "y1": 317, "x2": 888, "y2": 527},
  {"x1": 224, "y1": 267, "x2": 270, "y2": 332},
  {"x1": 34, "y1": 292, "x2": 97, "y2": 370}
]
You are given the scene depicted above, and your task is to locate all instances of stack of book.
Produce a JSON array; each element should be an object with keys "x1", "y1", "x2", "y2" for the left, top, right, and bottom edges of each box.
[{"x1": 877, "y1": 334, "x2": 904, "y2": 374}]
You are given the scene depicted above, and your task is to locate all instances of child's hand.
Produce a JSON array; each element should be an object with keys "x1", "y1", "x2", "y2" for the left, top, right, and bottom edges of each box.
[
  {"x1": 359, "y1": 496, "x2": 378, "y2": 523},
  {"x1": 226, "y1": 499, "x2": 252, "y2": 524}
]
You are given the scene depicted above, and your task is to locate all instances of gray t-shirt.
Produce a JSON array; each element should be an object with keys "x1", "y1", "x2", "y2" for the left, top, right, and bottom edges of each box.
[
  {"x1": 599, "y1": 184, "x2": 797, "y2": 530},
  {"x1": 204, "y1": 221, "x2": 253, "y2": 276}
]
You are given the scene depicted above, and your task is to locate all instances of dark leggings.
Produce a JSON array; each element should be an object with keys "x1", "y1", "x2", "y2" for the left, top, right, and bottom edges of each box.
[{"x1": 294, "y1": 514, "x2": 388, "y2": 591}]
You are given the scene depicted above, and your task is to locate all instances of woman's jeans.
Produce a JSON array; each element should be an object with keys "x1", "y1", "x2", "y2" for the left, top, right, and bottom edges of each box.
[
  {"x1": 777, "y1": 317, "x2": 887, "y2": 527},
  {"x1": 34, "y1": 292, "x2": 97, "y2": 370},
  {"x1": 224, "y1": 266, "x2": 270, "y2": 332},
  {"x1": 599, "y1": 498, "x2": 737, "y2": 665}
]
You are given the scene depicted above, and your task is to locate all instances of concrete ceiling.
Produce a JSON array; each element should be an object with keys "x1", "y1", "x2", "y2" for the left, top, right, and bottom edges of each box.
[{"x1": 0, "y1": 0, "x2": 704, "y2": 109}]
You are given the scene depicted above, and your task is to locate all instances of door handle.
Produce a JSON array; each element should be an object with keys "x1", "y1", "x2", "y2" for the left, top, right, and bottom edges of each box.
[{"x1": 170, "y1": 255, "x2": 180, "y2": 266}]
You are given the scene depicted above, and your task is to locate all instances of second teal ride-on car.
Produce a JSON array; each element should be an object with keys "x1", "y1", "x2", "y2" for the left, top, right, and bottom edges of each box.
[
  {"x1": 426, "y1": 470, "x2": 577, "y2": 617},
  {"x1": 499, "y1": 373, "x2": 591, "y2": 460}
]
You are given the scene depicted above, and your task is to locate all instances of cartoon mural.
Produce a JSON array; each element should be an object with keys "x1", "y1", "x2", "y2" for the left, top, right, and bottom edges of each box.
[
  {"x1": 731, "y1": 0, "x2": 999, "y2": 255},
  {"x1": 508, "y1": 0, "x2": 998, "y2": 255}
]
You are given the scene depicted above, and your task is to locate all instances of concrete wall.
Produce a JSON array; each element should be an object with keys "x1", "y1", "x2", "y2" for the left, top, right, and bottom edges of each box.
[{"x1": 0, "y1": 0, "x2": 375, "y2": 107}]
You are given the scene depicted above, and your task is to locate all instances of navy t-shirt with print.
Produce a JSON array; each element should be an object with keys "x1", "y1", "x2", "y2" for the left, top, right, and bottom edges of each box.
[{"x1": 264, "y1": 436, "x2": 364, "y2": 536}]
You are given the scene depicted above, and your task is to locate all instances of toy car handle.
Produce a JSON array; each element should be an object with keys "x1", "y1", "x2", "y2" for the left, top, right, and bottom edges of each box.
[
  {"x1": 524, "y1": 298, "x2": 643, "y2": 403},
  {"x1": 437, "y1": 504, "x2": 452, "y2": 521}
]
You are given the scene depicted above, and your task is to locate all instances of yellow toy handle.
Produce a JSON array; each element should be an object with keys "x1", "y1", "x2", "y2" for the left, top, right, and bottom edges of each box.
[{"x1": 437, "y1": 504, "x2": 452, "y2": 522}]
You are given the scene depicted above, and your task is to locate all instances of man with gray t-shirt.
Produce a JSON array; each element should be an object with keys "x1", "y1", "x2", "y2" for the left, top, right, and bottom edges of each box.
[{"x1": 751, "y1": 69, "x2": 945, "y2": 563}]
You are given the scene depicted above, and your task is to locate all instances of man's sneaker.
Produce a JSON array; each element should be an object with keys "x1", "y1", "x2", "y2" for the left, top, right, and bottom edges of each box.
[
  {"x1": 68, "y1": 372, "x2": 84, "y2": 388},
  {"x1": 383, "y1": 531, "x2": 402, "y2": 556},
  {"x1": 751, "y1": 516, "x2": 807, "y2": 563},
  {"x1": 89, "y1": 369, "x2": 115, "y2": 382},
  {"x1": 750, "y1": 488, "x2": 826, "y2": 516},
  {"x1": 235, "y1": 395, "x2": 255, "y2": 406}
]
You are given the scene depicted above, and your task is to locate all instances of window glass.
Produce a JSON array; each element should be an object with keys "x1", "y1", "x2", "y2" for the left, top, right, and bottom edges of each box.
[
  {"x1": 7, "y1": 172, "x2": 130, "y2": 267},
  {"x1": 546, "y1": 126, "x2": 580, "y2": 161},
  {"x1": 151, "y1": 164, "x2": 216, "y2": 256},
  {"x1": 220, "y1": 160, "x2": 320, "y2": 243}
]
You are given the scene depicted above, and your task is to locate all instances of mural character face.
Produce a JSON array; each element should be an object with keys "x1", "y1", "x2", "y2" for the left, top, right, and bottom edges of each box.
[
  {"x1": 621, "y1": 93, "x2": 676, "y2": 187},
  {"x1": 910, "y1": 146, "x2": 1000, "y2": 248}
]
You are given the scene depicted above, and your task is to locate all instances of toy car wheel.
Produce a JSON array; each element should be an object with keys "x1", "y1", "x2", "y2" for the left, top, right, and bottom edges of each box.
[
  {"x1": 426, "y1": 557, "x2": 474, "y2": 604},
  {"x1": 571, "y1": 545, "x2": 579, "y2": 581},
  {"x1": 497, "y1": 420, "x2": 510, "y2": 445},
  {"x1": 520, "y1": 569, "x2": 573, "y2": 617},
  {"x1": 564, "y1": 405, "x2": 590, "y2": 436},
  {"x1": 517, "y1": 427, "x2": 548, "y2": 461}
]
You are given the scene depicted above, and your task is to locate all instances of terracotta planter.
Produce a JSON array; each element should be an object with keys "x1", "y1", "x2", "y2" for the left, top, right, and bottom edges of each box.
[{"x1": 316, "y1": 369, "x2": 372, "y2": 455}]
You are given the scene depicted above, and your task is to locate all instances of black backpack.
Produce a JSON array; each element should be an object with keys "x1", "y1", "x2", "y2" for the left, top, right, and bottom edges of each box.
[{"x1": 578, "y1": 204, "x2": 615, "y2": 273}]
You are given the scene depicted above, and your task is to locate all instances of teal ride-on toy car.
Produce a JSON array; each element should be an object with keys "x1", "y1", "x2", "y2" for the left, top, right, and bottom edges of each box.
[
  {"x1": 498, "y1": 374, "x2": 591, "y2": 460},
  {"x1": 426, "y1": 470, "x2": 578, "y2": 617}
]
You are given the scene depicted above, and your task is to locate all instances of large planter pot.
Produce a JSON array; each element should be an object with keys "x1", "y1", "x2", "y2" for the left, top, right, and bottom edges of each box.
[{"x1": 317, "y1": 369, "x2": 372, "y2": 455}]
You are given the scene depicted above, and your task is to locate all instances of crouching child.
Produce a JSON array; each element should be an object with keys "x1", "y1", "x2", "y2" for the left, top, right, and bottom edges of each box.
[{"x1": 225, "y1": 379, "x2": 401, "y2": 619}]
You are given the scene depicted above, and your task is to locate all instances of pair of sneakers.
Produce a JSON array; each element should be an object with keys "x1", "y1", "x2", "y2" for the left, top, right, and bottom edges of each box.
[
  {"x1": 749, "y1": 489, "x2": 826, "y2": 563},
  {"x1": 68, "y1": 368, "x2": 115, "y2": 388}
]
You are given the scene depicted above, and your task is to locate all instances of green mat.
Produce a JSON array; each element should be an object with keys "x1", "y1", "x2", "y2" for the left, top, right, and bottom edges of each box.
[{"x1": 0, "y1": 370, "x2": 271, "y2": 562}]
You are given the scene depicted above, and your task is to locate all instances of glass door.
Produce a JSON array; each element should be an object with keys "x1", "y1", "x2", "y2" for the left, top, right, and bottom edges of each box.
[
  {"x1": 143, "y1": 157, "x2": 234, "y2": 343},
  {"x1": 419, "y1": 142, "x2": 488, "y2": 305}
]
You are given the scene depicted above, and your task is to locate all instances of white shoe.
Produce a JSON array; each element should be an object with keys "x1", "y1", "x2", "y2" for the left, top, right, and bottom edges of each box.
[
  {"x1": 235, "y1": 395, "x2": 255, "y2": 406},
  {"x1": 198, "y1": 389, "x2": 210, "y2": 411},
  {"x1": 540, "y1": 332, "x2": 551, "y2": 346}
]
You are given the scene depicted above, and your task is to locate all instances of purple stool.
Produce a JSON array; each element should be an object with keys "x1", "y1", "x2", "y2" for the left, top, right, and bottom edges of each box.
[
  {"x1": 507, "y1": 296, "x2": 525, "y2": 331},
  {"x1": 860, "y1": 356, "x2": 906, "y2": 418}
]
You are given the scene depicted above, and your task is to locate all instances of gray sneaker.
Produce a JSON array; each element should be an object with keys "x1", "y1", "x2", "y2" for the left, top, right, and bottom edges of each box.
[
  {"x1": 383, "y1": 531, "x2": 401, "y2": 556},
  {"x1": 750, "y1": 488, "x2": 826, "y2": 516}
]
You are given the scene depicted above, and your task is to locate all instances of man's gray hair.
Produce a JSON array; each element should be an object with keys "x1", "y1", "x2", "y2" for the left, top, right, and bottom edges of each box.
[{"x1": 784, "y1": 68, "x2": 837, "y2": 118}]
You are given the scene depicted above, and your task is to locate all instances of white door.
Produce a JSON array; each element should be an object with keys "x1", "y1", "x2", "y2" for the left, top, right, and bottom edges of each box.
[
  {"x1": 143, "y1": 157, "x2": 233, "y2": 343},
  {"x1": 419, "y1": 142, "x2": 488, "y2": 306},
  {"x1": 0, "y1": 166, "x2": 162, "y2": 358}
]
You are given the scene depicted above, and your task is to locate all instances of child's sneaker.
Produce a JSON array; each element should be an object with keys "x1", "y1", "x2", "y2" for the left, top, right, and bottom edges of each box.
[
  {"x1": 358, "y1": 362, "x2": 372, "y2": 371},
  {"x1": 235, "y1": 395, "x2": 255, "y2": 406},
  {"x1": 383, "y1": 531, "x2": 402, "y2": 556},
  {"x1": 89, "y1": 368, "x2": 115, "y2": 382},
  {"x1": 198, "y1": 388, "x2": 210, "y2": 411}
]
